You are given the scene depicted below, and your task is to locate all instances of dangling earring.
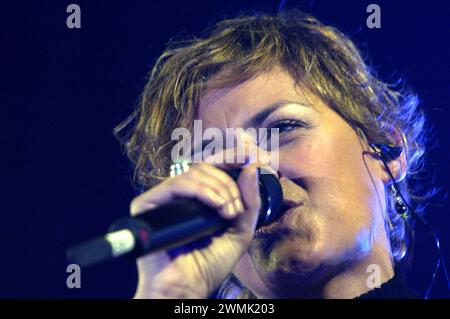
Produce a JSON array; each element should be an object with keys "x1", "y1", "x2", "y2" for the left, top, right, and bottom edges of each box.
[{"x1": 390, "y1": 184, "x2": 409, "y2": 221}]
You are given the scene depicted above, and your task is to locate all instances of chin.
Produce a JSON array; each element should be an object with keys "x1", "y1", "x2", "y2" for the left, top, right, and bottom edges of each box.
[{"x1": 249, "y1": 236, "x2": 334, "y2": 294}]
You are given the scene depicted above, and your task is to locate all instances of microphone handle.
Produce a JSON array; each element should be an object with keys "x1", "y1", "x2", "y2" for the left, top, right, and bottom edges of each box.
[
  {"x1": 66, "y1": 199, "x2": 228, "y2": 267},
  {"x1": 109, "y1": 198, "x2": 232, "y2": 257}
]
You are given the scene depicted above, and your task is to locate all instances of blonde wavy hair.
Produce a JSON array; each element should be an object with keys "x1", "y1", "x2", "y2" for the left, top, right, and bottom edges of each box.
[{"x1": 115, "y1": 10, "x2": 433, "y2": 279}]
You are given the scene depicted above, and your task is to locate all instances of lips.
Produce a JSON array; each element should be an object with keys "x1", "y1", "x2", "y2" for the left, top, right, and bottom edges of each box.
[{"x1": 255, "y1": 201, "x2": 302, "y2": 237}]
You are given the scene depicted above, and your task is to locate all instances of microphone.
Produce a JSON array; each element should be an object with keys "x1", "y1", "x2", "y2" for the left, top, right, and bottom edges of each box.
[{"x1": 66, "y1": 168, "x2": 282, "y2": 267}]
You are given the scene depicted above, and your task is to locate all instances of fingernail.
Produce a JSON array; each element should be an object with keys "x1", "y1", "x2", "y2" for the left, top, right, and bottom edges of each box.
[
  {"x1": 226, "y1": 202, "x2": 237, "y2": 217},
  {"x1": 215, "y1": 194, "x2": 226, "y2": 206},
  {"x1": 234, "y1": 198, "x2": 244, "y2": 213}
]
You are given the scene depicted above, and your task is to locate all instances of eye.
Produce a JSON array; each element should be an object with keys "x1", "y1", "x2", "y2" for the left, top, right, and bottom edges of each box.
[{"x1": 266, "y1": 119, "x2": 309, "y2": 137}]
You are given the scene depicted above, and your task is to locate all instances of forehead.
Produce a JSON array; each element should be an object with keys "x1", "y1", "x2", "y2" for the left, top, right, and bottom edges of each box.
[{"x1": 196, "y1": 66, "x2": 315, "y2": 128}]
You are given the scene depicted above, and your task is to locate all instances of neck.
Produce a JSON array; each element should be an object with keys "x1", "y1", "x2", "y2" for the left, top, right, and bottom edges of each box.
[{"x1": 319, "y1": 246, "x2": 395, "y2": 299}]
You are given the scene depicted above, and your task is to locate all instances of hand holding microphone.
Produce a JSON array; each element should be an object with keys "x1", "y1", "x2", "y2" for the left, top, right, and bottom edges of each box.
[
  {"x1": 66, "y1": 160, "x2": 282, "y2": 298},
  {"x1": 131, "y1": 163, "x2": 264, "y2": 298}
]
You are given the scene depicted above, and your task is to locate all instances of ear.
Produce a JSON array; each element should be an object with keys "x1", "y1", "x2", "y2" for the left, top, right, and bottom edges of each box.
[
  {"x1": 373, "y1": 128, "x2": 408, "y2": 184},
  {"x1": 381, "y1": 149, "x2": 407, "y2": 184}
]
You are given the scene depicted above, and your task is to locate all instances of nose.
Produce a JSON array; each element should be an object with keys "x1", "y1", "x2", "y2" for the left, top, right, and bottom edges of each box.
[
  {"x1": 199, "y1": 129, "x2": 280, "y2": 176},
  {"x1": 237, "y1": 131, "x2": 280, "y2": 177},
  {"x1": 278, "y1": 177, "x2": 304, "y2": 207}
]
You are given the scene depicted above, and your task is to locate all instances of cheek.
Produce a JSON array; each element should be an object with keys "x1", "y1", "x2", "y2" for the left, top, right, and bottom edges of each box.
[
  {"x1": 322, "y1": 201, "x2": 376, "y2": 262},
  {"x1": 289, "y1": 203, "x2": 375, "y2": 267},
  {"x1": 277, "y1": 133, "x2": 380, "y2": 260}
]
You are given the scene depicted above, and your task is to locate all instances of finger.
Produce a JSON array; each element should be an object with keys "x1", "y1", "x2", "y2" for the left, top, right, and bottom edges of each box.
[
  {"x1": 192, "y1": 163, "x2": 244, "y2": 213},
  {"x1": 182, "y1": 165, "x2": 244, "y2": 216},
  {"x1": 130, "y1": 178, "x2": 237, "y2": 219},
  {"x1": 232, "y1": 165, "x2": 261, "y2": 236},
  {"x1": 185, "y1": 163, "x2": 239, "y2": 201}
]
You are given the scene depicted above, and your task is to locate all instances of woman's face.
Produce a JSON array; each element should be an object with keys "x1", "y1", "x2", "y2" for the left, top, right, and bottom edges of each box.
[{"x1": 196, "y1": 66, "x2": 393, "y2": 297}]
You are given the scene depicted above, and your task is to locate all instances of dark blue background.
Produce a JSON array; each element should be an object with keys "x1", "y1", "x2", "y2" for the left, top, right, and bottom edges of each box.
[{"x1": 1, "y1": 0, "x2": 449, "y2": 298}]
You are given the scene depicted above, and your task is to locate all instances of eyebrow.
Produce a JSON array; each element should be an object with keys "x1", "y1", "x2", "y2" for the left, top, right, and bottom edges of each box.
[
  {"x1": 242, "y1": 99, "x2": 312, "y2": 128},
  {"x1": 190, "y1": 100, "x2": 312, "y2": 156}
]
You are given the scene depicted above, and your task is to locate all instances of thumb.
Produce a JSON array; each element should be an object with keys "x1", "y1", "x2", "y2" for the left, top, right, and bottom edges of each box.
[{"x1": 232, "y1": 165, "x2": 261, "y2": 235}]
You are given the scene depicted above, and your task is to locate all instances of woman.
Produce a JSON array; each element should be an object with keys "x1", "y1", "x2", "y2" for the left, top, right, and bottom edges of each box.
[{"x1": 115, "y1": 10, "x2": 428, "y2": 298}]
